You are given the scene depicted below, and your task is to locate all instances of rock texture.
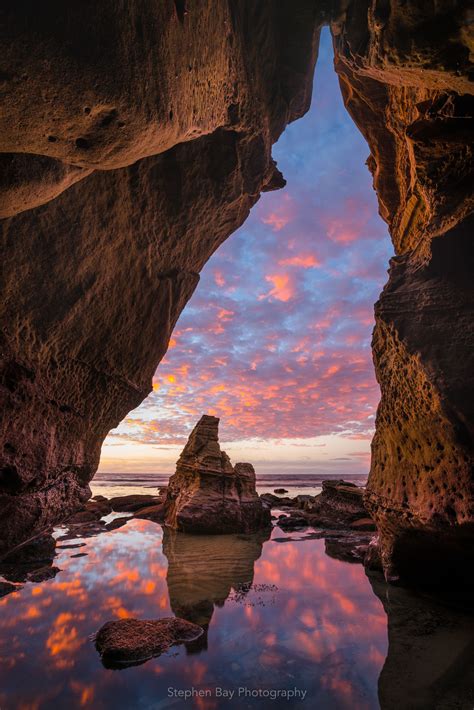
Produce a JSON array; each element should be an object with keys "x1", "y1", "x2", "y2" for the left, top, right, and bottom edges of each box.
[
  {"x1": 164, "y1": 415, "x2": 271, "y2": 533},
  {"x1": 0, "y1": 1, "x2": 322, "y2": 553},
  {"x1": 95, "y1": 617, "x2": 203, "y2": 668},
  {"x1": 332, "y1": 1, "x2": 474, "y2": 585},
  {"x1": 0, "y1": 0, "x2": 473, "y2": 581}
]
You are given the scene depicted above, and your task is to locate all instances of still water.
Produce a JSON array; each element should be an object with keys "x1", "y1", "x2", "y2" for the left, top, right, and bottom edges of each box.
[{"x1": 0, "y1": 519, "x2": 387, "y2": 709}]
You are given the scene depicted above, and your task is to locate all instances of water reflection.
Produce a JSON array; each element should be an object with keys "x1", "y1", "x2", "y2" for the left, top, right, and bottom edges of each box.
[
  {"x1": 163, "y1": 528, "x2": 270, "y2": 652},
  {"x1": 0, "y1": 519, "x2": 469, "y2": 708},
  {"x1": 368, "y1": 572, "x2": 474, "y2": 709}
]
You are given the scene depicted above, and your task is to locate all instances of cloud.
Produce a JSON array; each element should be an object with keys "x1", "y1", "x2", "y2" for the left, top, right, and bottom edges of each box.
[{"x1": 101, "y1": 29, "x2": 393, "y2": 474}]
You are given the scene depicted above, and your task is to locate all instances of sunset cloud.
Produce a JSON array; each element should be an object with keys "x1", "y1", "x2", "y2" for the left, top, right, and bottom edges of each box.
[
  {"x1": 101, "y1": 30, "x2": 393, "y2": 475},
  {"x1": 278, "y1": 254, "x2": 320, "y2": 268},
  {"x1": 261, "y1": 273, "x2": 295, "y2": 302}
]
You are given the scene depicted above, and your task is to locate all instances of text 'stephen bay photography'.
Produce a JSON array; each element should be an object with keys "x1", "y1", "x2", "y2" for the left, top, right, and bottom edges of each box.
[{"x1": 0, "y1": 4, "x2": 473, "y2": 710}]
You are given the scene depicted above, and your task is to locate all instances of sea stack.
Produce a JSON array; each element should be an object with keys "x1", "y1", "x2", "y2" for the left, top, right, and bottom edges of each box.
[{"x1": 164, "y1": 415, "x2": 270, "y2": 534}]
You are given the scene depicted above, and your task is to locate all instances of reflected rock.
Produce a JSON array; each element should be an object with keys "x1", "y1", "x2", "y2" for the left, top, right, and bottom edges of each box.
[
  {"x1": 324, "y1": 531, "x2": 374, "y2": 564},
  {"x1": 369, "y1": 571, "x2": 474, "y2": 709},
  {"x1": 164, "y1": 415, "x2": 271, "y2": 534},
  {"x1": 162, "y1": 527, "x2": 270, "y2": 652},
  {"x1": 0, "y1": 580, "x2": 21, "y2": 597},
  {"x1": 95, "y1": 617, "x2": 203, "y2": 669},
  {"x1": 0, "y1": 532, "x2": 59, "y2": 583}
]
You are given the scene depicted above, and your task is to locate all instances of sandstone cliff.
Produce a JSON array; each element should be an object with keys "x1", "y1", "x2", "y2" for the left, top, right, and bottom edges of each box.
[
  {"x1": 332, "y1": 0, "x2": 474, "y2": 585},
  {"x1": 164, "y1": 415, "x2": 271, "y2": 533},
  {"x1": 0, "y1": 1, "x2": 321, "y2": 553},
  {"x1": 0, "y1": 0, "x2": 472, "y2": 586}
]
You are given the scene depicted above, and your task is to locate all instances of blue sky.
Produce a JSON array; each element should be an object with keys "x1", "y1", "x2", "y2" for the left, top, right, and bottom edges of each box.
[{"x1": 100, "y1": 29, "x2": 393, "y2": 475}]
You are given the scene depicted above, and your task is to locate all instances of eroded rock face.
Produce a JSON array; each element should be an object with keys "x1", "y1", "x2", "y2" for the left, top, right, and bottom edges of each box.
[
  {"x1": 367, "y1": 222, "x2": 474, "y2": 585},
  {"x1": 332, "y1": 1, "x2": 474, "y2": 585},
  {"x1": 0, "y1": 1, "x2": 322, "y2": 554},
  {"x1": 0, "y1": 1, "x2": 472, "y2": 581},
  {"x1": 164, "y1": 415, "x2": 271, "y2": 534}
]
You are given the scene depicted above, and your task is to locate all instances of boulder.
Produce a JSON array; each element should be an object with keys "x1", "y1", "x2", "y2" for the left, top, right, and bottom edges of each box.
[
  {"x1": 274, "y1": 488, "x2": 289, "y2": 494},
  {"x1": 66, "y1": 509, "x2": 102, "y2": 524},
  {"x1": 109, "y1": 494, "x2": 161, "y2": 512},
  {"x1": 164, "y1": 415, "x2": 271, "y2": 534},
  {"x1": 133, "y1": 504, "x2": 165, "y2": 523},
  {"x1": 95, "y1": 617, "x2": 203, "y2": 668},
  {"x1": 0, "y1": 581, "x2": 21, "y2": 597},
  {"x1": 278, "y1": 515, "x2": 309, "y2": 531},
  {"x1": 0, "y1": 533, "x2": 58, "y2": 584},
  {"x1": 305, "y1": 479, "x2": 370, "y2": 529},
  {"x1": 350, "y1": 517, "x2": 377, "y2": 532},
  {"x1": 260, "y1": 493, "x2": 293, "y2": 508},
  {"x1": 291, "y1": 494, "x2": 317, "y2": 510},
  {"x1": 105, "y1": 517, "x2": 130, "y2": 532}
]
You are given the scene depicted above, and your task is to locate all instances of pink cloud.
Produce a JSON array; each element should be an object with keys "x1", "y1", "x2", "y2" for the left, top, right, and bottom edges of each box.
[
  {"x1": 278, "y1": 254, "x2": 320, "y2": 268},
  {"x1": 260, "y1": 273, "x2": 295, "y2": 302}
]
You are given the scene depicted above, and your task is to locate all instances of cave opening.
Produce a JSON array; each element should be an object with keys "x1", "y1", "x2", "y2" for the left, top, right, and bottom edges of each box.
[
  {"x1": 99, "y1": 28, "x2": 393, "y2": 487},
  {"x1": 1, "y1": 5, "x2": 473, "y2": 707}
]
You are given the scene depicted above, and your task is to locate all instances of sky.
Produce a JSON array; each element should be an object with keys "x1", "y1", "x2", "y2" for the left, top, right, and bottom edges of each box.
[{"x1": 99, "y1": 29, "x2": 393, "y2": 477}]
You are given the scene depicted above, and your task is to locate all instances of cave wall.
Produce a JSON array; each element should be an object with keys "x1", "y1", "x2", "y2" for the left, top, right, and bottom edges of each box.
[
  {"x1": 332, "y1": 0, "x2": 473, "y2": 583},
  {"x1": 0, "y1": 0, "x2": 473, "y2": 573},
  {"x1": 0, "y1": 0, "x2": 322, "y2": 553}
]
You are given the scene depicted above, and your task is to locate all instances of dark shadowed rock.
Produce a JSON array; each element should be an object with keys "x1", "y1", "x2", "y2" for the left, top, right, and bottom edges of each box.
[
  {"x1": 350, "y1": 517, "x2": 376, "y2": 532},
  {"x1": 368, "y1": 570, "x2": 474, "y2": 709},
  {"x1": 0, "y1": 533, "x2": 58, "y2": 583},
  {"x1": 261, "y1": 493, "x2": 293, "y2": 508},
  {"x1": 164, "y1": 415, "x2": 271, "y2": 534},
  {"x1": 133, "y1": 504, "x2": 165, "y2": 523},
  {"x1": 305, "y1": 480, "x2": 370, "y2": 529},
  {"x1": 274, "y1": 488, "x2": 289, "y2": 494},
  {"x1": 109, "y1": 494, "x2": 162, "y2": 513},
  {"x1": 275, "y1": 480, "x2": 374, "y2": 535},
  {"x1": 324, "y1": 532, "x2": 374, "y2": 564},
  {"x1": 364, "y1": 537, "x2": 383, "y2": 573},
  {"x1": 278, "y1": 516, "x2": 309, "y2": 531},
  {"x1": 26, "y1": 566, "x2": 60, "y2": 583},
  {"x1": 105, "y1": 517, "x2": 131, "y2": 532},
  {"x1": 95, "y1": 617, "x2": 203, "y2": 668},
  {"x1": 291, "y1": 494, "x2": 317, "y2": 510},
  {"x1": 0, "y1": 581, "x2": 21, "y2": 597},
  {"x1": 66, "y1": 509, "x2": 102, "y2": 524}
]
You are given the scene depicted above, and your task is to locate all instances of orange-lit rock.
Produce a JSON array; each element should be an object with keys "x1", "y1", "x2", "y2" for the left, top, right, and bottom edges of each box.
[
  {"x1": 0, "y1": 1, "x2": 322, "y2": 553},
  {"x1": 164, "y1": 415, "x2": 271, "y2": 533},
  {"x1": 0, "y1": 0, "x2": 472, "y2": 586},
  {"x1": 332, "y1": 2, "x2": 474, "y2": 585}
]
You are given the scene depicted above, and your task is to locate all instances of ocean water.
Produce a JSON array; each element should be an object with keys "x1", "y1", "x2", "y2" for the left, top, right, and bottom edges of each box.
[
  {"x1": 91, "y1": 472, "x2": 369, "y2": 500},
  {"x1": 1, "y1": 481, "x2": 472, "y2": 708},
  {"x1": 0, "y1": 520, "x2": 386, "y2": 709}
]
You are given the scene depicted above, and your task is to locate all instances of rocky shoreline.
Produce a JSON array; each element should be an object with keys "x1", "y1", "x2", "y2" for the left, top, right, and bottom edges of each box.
[{"x1": 1, "y1": 473, "x2": 473, "y2": 703}]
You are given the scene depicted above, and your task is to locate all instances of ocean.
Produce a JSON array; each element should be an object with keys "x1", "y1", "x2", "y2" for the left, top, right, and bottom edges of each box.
[{"x1": 91, "y1": 471, "x2": 369, "y2": 499}]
